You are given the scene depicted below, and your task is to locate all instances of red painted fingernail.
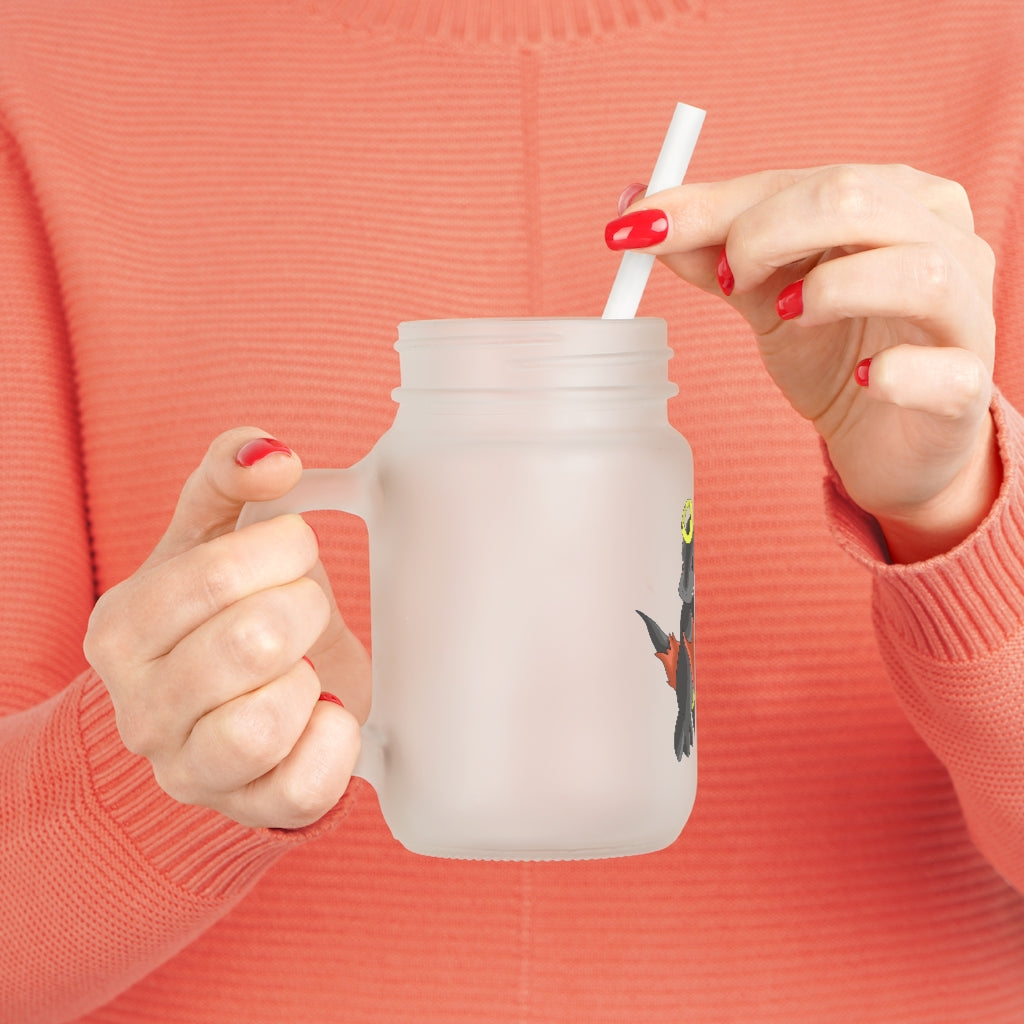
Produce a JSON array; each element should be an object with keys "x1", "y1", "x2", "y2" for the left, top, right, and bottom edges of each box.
[
  {"x1": 235, "y1": 437, "x2": 293, "y2": 467},
  {"x1": 318, "y1": 691, "x2": 345, "y2": 708},
  {"x1": 776, "y1": 279, "x2": 804, "y2": 320},
  {"x1": 716, "y1": 247, "x2": 734, "y2": 296},
  {"x1": 855, "y1": 357, "x2": 872, "y2": 387},
  {"x1": 302, "y1": 655, "x2": 316, "y2": 672},
  {"x1": 604, "y1": 208, "x2": 669, "y2": 250},
  {"x1": 616, "y1": 182, "x2": 648, "y2": 216}
]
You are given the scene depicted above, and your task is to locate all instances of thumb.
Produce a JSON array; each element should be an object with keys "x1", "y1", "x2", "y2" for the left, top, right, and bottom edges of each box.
[{"x1": 145, "y1": 427, "x2": 304, "y2": 567}]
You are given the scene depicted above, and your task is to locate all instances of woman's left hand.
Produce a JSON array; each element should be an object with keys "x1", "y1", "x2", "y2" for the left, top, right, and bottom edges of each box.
[{"x1": 606, "y1": 164, "x2": 1000, "y2": 562}]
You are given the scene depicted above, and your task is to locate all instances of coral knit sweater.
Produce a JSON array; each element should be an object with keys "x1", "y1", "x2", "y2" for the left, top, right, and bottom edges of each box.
[{"x1": 2, "y1": 1, "x2": 1023, "y2": 1021}]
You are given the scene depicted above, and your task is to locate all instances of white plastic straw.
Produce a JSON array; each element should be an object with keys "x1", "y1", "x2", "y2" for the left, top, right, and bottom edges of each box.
[{"x1": 602, "y1": 102, "x2": 706, "y2": 319}]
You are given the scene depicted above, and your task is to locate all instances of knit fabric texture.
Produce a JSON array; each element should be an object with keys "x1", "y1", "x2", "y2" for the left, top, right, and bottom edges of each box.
[{"x1": 1, "y1": 1, "x2": 1023, "y2": 1021}]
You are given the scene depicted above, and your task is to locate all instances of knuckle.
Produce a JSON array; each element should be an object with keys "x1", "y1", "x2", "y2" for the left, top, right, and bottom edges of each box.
[
  {"x1": 821, "y1": 165, "x2": 879, "y2": 224},
  {"x1": 282, "y1": 715, "x2": 359, "y2": 826},
  {"x1": 885, "y1": 162, "x2": 915, "y2": 179},
  {"x1": 83, "y1": 587, "x2": 130, "y2": 669},
  {"x1": 196, "y1": 550, "x2": 248, "y2": 612},
  {"x1": 919, "y1": 352, "x2": 990, "y2": 421},
  {"x1": 219, "y1": 577, "x2": 328, "y2": 677},
  {"x1": 928, "y1": 174, "x2": 975, "y2": 232},
  {"x1": 766, "y1": 167, "x2": 803, "y2": 195},
  {"x1": 150, "y1": 758, "x2": 202, "y2": 807},
  {"x1": 221, "y1": 696, "x2": 292, "y2": 769},
  {"x1": 114, "y1": 703, "x2": 155, "y2": 756},
  {"x1": 278, "y1": 763, "x2": 337, "y2": 826},
  {"x1": 113, "y1": 691, "x2": 173, "y2": 760},
  {"x1": 222, "y1": 607, "x2": 290, "y2": 674},
  {"x1": 81, "y1": 619, "x2": 107, "y2": 672},
  {"x1": 908, "y1": 243, "x2": 953, "y2": 297},
  {"x1": 938, "y1": 176, "x2": 971, "y2": 214},
  {"x1": 947, "y1": 355, "x2": 989, "y2": 407}
]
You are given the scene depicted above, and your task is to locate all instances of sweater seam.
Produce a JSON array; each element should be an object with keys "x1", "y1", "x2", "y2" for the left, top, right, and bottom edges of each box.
[{"x1": 0, "y1": 116, "x2": 99, "y2": 603}]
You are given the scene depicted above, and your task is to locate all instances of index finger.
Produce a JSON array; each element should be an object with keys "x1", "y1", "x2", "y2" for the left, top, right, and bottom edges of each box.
[
  {"x1": 115, "y1": 513, "x2": 320, "y2": 662},
  {"x1": 625, "y1": 163, "x2": 976, "y2": 257}
]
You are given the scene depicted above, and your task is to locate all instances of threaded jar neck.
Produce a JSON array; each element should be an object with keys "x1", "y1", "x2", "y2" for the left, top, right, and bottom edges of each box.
[{"x1": 392, "y1": 318, "x2": 678, "y2": 407}]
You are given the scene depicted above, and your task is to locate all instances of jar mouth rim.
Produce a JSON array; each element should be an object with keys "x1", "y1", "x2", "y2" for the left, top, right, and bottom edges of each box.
[
  {"x1": 397, "y1": 316, "x2": 666, "y2": 337},
  {"x1": 392, "y1": 383, "x2": 679, "y2": 399},
  {"x1": 399, "y1": 316, "x2": 666, "y2": 323},
  {"x1": 396, "y1": 317, "x2": 670, "y2": 355}
]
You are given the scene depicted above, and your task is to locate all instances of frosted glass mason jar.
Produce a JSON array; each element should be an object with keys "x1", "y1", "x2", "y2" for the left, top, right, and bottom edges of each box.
[{"x1": 239, "y1": 318, "x2": 696, "y2": 860}]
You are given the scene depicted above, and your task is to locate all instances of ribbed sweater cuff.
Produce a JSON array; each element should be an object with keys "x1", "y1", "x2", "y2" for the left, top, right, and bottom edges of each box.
[
  {"x1": 77, "y1": 669, "x2": 355, "y2": 903},
  {"x1": 824, "y1": 391, "x2": 1024, "y2": 661}
]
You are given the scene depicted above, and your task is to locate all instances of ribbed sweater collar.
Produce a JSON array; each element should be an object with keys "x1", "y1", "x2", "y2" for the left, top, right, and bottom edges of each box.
[{"x1": 324, "y1": 0, "x2": 703, "y2": 44}]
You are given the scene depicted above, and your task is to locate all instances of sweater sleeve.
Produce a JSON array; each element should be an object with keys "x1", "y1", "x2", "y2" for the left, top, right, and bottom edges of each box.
[
  {"x1": 0, "y1": 129, "x2": 352, "y2": 1023},
  {"x1": 825, "y1": 392, "x2": 1024, "y2": 895}
]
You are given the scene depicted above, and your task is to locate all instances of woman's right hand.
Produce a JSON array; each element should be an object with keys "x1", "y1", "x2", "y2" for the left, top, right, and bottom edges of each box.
[
  {"x1": 83, "y1": 428, "x2": 370, "y2": 830},
  {"x1": 608, "y1": 164, "x2": 998, "y2": 562}
]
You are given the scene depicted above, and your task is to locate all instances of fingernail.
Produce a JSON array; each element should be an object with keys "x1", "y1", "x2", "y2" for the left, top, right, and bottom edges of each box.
[
  {"x1": 604, "y1": 208, "x2": 669, "y2": 250},
  {"x1": 716, "y1": 247, "x2": 734, "y2": 296},
  {"x1": 236, "y1": 437, "x2": 293, "y2": 468},
  {"x1": 616, "y1": 182, "x2": 648, "y2": 216},
  {"x1": 776, "y1": 280, "x2": 804, "y2": 320},
  {"x1": 855, "y1": 357, "x2": 872, "y2": 387},
  {"x1": 302, "y1": 655, "x2": 316, "y2": 672},
  {"x1": 318, "y1": 691, "x2": 345, "y2": 708}
]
